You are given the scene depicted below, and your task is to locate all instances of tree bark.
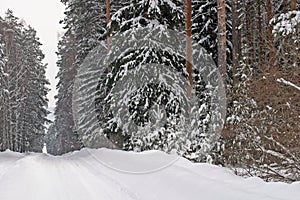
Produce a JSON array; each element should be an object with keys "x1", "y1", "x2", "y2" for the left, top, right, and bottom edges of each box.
[
  {"x1": 106, "y1": 0, "x2": 111, "y2": 52},
  {"x1": 283, "y1": 0, "x2": 288, "y2": 13},
  {"x1": 291, "y1": 0, "x2": 297, "y2": 10},
  {"x1": 232, "y1": 0, "x2": 238, "y2": 85},
  {"x1": 266, "y1": 0, "x2": 275, "y2": 67},
  {"x1": 217, "y1": 0, "x2": 227, "y2": 82},
  {"x1": 245, "y1": 2, "x2": 255, "y2": 68},
  {"x1": 257, "y1": 0, "x2": 263, "y2": 68},
  {"x1": 185, "y1": 0, "x2": 193, "y2": 96}
]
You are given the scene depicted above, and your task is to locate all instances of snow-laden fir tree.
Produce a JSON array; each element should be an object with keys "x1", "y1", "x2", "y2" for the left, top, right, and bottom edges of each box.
[
  {"x1": 53, "y1": 0, "x2": 132, "y2": 154},
  {"x1": 51, "y1": 0, "x2": 110, "y2": 154},
  {"x1": 93, "y1": 0, "x2": 224, "y2": 162},
  {"x1": 61, "y1": 0, "x2": 108, "y2": 64},
  {"x1": 0, "y1": 10, "x2": 49, "y2": 152},
  {"x1": 70, "y1": 0, "x2": 131, "y2": 149},
  {"x1": 51, "y1": 30, "x2": 82, "y2": 154},
  {"x1": 0, "y1": 11, "x2": 19, "y2": 151},
  {"x1": 19, "y1": 26, "x2": 50, "y2": 152}
]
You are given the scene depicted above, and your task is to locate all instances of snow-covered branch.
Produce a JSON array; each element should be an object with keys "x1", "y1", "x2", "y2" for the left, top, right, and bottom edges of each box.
[{"x1": 277, "y1": 78, "x2": 300, "y2": 91}]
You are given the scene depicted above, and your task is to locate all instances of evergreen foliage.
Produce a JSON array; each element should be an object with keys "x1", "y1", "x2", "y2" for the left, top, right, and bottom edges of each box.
[
  {"x1": 0, "y1": 10, "x2": 49, "y2": 152},
  {"x1": 49, "y1": 0, "x2": 300, "y2": 182},
  {"x1": 93, "y1": 0, "x2": 223, "y2": 162}
]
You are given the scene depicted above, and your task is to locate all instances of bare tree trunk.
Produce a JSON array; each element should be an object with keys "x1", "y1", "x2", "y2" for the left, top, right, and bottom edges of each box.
[
  {"x1": 185, "y1": 0, "x2": 193, "y2": 96},
  {"x1": 106, "y1": 0, "x2": 111, "y2": 53},
  {"x1": 245, "y1": 2, "x2": 255, "y2": 69},
  {"x1": 232, "y1": 0, "x2": 238, "y2": 86},
  {"x1": 217, "y1": 0, "x2": 227, "y2": 82},
  {"x1": 283, "y1": 0, "x2": 288, "y2": 12},
  {"x1": 106, "y1": 0, "x2": 112, "y2": 73},
  {"x1": 257, "y1": 0, "x2": 263, "y2": 69},
  {"x1": 291, "y1": 0, "x2": 297, "y2": 10},
  {"x1": 237, "y1": 1, "x2": 242, "y2": 62},
  {"x1": 266, "y1": 0, "x2": 275, "y2": 67}
]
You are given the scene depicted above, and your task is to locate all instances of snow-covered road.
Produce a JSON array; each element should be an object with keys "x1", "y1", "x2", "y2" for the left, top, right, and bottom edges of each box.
[{"x1": 0, "y1": 148, "x2": 299, "y2": 200}]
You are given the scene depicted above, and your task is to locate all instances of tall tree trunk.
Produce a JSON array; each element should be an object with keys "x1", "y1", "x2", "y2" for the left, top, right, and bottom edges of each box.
[
  {"x1": 237, "y1": 1, "x2": 242, "y2": 62},
  {"x1": 283, "y1": 0, "x2": 288, "y2": 12},
  {"x1": 266, "y1": 0, "x2": 275, "y2": 67},
  {"x1": 245, "y1": 2, "x2": 254, "y2": 69},
  {"x1": 257, "y1": 0, "x2": 263, "y2": 69},
  {"x1": 232, "y1": 0, "x2": 238, "y2": 86},
  {"x1": 291, "y1": 0, "x2": 297, "y2": 10},
  {"x1": 106, "y1": 0, "x2": 112, "y2": 73},
  {"x1": 106, "y1": 0, "x2": 111, "y2": 52},
  {"x1": 217, "y1": 0, "x2": 227, "y2": 82},
  {"x1": 185, "y1": 0, "x2": 193, "y2": 96}
]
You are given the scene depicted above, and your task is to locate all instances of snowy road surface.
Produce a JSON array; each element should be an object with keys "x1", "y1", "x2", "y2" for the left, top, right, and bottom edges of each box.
[{"x1": 0, "y1": 148, "x2": 299, "y2": 200}]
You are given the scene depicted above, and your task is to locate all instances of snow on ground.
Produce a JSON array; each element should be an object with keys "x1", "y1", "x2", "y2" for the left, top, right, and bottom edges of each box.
[{"x1": 0, "y1": 148, "x2": 299, "y2": 200}]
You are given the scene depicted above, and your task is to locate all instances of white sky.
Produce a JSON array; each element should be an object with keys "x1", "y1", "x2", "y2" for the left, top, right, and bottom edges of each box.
[{"x1": 0, "y1": 0, "x2": 66, "y2": 108}]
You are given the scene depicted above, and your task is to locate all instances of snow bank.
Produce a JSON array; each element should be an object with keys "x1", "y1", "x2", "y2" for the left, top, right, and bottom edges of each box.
[{"x1": 0, "y1": 148, "x2": 299, "y2": 200}]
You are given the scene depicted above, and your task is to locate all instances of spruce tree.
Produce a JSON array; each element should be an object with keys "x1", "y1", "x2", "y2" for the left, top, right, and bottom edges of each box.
[
  {"x1": 52, "y1": 0, "x2": 112, "y2": 154},
  {"x1": 71, "y1": 0, "x2": 130, "y2": 149},
  {"x1": 93, "y1": 0, "x2": 224, "y2": 161},
  {"x1": 20, "y1": 26, "x2": 50, "y2": 152},
  {"x1": 52, "y1": 31, "x2": 82, "y2": 154},
  {"x1": 0, "y1": 10, "x2": 49, "y2": 152}
]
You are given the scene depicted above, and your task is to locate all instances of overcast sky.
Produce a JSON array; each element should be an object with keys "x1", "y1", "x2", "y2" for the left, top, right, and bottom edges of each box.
[{"x1": 0, "y1": 0, "x2": 65, "y2": 108}]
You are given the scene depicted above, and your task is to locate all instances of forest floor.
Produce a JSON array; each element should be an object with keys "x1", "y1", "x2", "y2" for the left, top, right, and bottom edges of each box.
[{"x1": 0, "y1": 148, "x2": 299, "y2": 200}]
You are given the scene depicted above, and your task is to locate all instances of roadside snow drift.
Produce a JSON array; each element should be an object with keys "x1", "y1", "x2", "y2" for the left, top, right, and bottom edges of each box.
[{"x1": 0, "y1": 148, "x2": 299, "y2": 200}]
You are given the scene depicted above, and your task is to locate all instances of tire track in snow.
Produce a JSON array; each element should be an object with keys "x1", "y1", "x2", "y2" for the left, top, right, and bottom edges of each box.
[
  {"x1": 0, "y1": 152, "x2": 140, "y2": 200},
  {"x1": 0, "y1": 153, "x2": 26, "y2": 181},
  {"x1": 73, "y1": 154, "x2": 142, "y2": 200}
]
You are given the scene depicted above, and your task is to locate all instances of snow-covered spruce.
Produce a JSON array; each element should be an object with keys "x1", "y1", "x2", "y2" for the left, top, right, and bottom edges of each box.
[
  {"x1": 50, "y1": 0, "x2": 110, "y2": 154},
  {"x1": 108, "y1": 0, "x2": 184, "y2": 34},
  {"x1": 71, "y1": 0, "x2": 226, "y2": 162},
  {"x1": 0, "y1": 11, "x2": 49, "y2": 152},
  {"x1": 88, "y1": 0, "x2": 226, "y2": 162}
]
